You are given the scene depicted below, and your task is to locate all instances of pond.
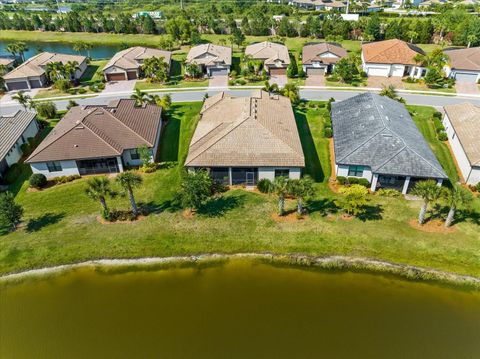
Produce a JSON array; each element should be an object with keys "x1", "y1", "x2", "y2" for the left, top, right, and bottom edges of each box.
[
  {"x1": 1, "y1": 259, "x2": 479, "y2": 359},
  {"x1": 0, "y1": 40, "x2": 121, "y2": 60}
]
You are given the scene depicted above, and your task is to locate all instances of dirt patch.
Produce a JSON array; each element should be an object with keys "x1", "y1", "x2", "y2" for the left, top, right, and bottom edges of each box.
[
  {"x1": 408, "y1": 218, "x2": 456, "y2": 234},
  {"x1": 271, "y1": 211, "x2": 308, "y2": 223},
  {"x1": 182, "y1": 209, "x2": 195, "y2": 219}
]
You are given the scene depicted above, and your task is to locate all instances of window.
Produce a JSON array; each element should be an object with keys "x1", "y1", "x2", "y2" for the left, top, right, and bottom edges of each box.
[
  {"x1": 46, "y1": 161, "x2": 62, "y2": 172},
  {"x1": 348, "y1": 165, "x2": 364, "y2": 177},
  {"x1": 130, "y1": 149, "x2": 140, "y2": 160},
  {"x1": 275, "y1": 169, "x2": 290, "y2": 178}
]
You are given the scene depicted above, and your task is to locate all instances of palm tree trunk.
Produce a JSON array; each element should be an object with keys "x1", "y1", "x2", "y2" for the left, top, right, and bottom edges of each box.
[
  {"x1": 99, "y1": 196, "x2": 108, "y2": 212},
  {"x1": 128, "y1": 188, "x2": 139, "y2": 217},
  {"x1": 418, "y1": 201, "x2": 428, "y2": 225},
  {"x1": 445, "y1": 206, "x2": 455, "y2": 227},
  {"x1": 297, "y1": 197, "x2": 303, "y2": 215},
  {"x1": 278, "y1": 195, "x2": 285, "y2": 216}
]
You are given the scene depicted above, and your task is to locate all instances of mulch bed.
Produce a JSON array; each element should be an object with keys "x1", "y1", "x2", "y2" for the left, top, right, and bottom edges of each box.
[
  {"x1": 408, "y1": 218, "x2": 456, "y2": 234},
  {"x1": 271, "y1": 211, "x2": 308, "y2": 223}
]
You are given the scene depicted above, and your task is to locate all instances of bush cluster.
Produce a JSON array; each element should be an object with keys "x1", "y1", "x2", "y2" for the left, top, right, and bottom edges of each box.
[
  {"x1": 29, "y1": 173, "x2": 47, "y2": 189},
  {"x1": 324, "y1": 116, "x2": 333, "y2": 138},
  {"x1": 336, "y1": 176, "x2": 370, "y2": 187},
  {"x1": 51, "y1": 175, "x2": 81, "y2": 185},
  {"x1": 432, "y1": 113, "x2": 447, "y2": 141},
  {"x1": 257, "y1": 178, "x2": 274, "y2": 193},
  {"x1": 376, "y1": 188, "x2": 402, "y2": 197},
  {"x1": 36, "y1": 101, "x2": 57, "y2": 119}
]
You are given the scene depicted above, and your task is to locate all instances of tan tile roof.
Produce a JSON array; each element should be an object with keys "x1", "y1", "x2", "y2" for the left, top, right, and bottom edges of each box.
[
  {"x1": 245, "y1": 41, "x2": 291, "y2": 67},
  {"x1": 186, "y1": 44, "x2": 232, "y2": 66},
  {"x1": 3, "y1": 52, "x2": 87, "y2": 80},
  {"x1": 302, "y1": 42, "x2": 347, "y2": 65},
  {"x1": 444, "y1": 47, "x2": 480, "y2": 72},
  {"x1": 26, "y1": 99, "x2": 162, "y2": 163},
  {"x1": 0, "y1": 57, "x2": 14, "y2": 67},
  {"x1": 444, "y1": 102, "x2": 480, "y2": 166},
  {"x1": 0, "y1": 111, "x2": 37, "y2": 160},
  {"x1": 362, "y1": 39, "x2": 425, "y2": 66},
  {"x1": 185, "y1": 91, "x2": 305, "y2": 168},
  {"x1": 103, "y1": 46, "x2": 172, "y2": 71}
]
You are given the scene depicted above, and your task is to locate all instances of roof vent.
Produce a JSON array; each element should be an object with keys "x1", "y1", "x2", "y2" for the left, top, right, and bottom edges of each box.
[{"x1": 74, "y1": 144, "x2": 79, "y2": 147}]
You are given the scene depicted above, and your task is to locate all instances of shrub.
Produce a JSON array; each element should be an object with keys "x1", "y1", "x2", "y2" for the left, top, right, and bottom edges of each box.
[
  {"x1": 376, "y1": 188, "x2": 402, "y2": 197},
  {"x1": 476, "y1": 182, "x2": 480, "y2": 192},
  {"x1": 229, "y1": 70, "x2": 237, "y2": 78},
  {"x1": 29, "y1": 173, "x2": 47, "y2": 189},
  {"x1": 257, "y1": 178, "x2": 274, "y2": 193},
  {"x1": 51, "y1": 175, "x2": 81, "y2": 185},
  {"x1": 336, "y1": 176, "x2": 347, "y2": 185},
  {"x1": 437, "y1": 131, "x2": 448, "y2": 141},
  {"x1": 327, "y1": 97, "x2": 335, "y2": 112},
  {"x1": 78, "y1": 88, "x2": 87, "y2": 94},
  {"x1": 335, "y1": 184, "x2": 370, "y2": 216},
  {"x1": 353, "y1": 178, "x2": 370, "y2": 187},
  {"x1": 66, "y1": 99, "x2": 79, "y2": 110},
  {"x1": 432, "y1": 111, "x2": 442, "y2": 120},
  {"x1": 228, "y1": 80, "x2": 235, "y2": 86},
  {"x1": 54, "y1": 79, "x2": 71, "y2": 92},
  {"x1": 237, "y1": 79, "x2": 247, "y2": 85},
  {"x1": 324, "y1": 127, "x2": 333, "y2": 138},
  {"x1": 212, "y1": 181, "x2": 228, "y2": 194},
  {"x1": 67, "y1": 88, "x2": 77, "y2": 95},
  {"x1": 36, "y1": 101, "x2": 57, "y2": 119}
]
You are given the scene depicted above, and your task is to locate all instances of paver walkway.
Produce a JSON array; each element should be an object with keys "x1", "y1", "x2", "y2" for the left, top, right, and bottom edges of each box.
[
  {"x1": 367, "y1": 76, "x2": 405, "y2": 89},
  {"x1": 103, "y1": 80, "x2": 136, "y2": 93},
  {"x1": 305, "y1": 75, "x2": 325, "y2": 86},
  {"x1": 455, "y1": 82, "x2": 479, "y2": 95},
  {"x1": 209, "y1": 75, "x2": 228, "y2": 88},
  {"x1": 270, "y1": 75, "x2": 288, "y2": 87}
]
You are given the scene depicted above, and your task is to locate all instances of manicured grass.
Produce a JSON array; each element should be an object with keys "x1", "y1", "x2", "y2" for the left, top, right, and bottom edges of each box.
[
  {"x1": 407, "y1": 105, "x2": 460, "y2": 183},
  {"x1": 135, "y1": 79, "x2": 209, "y2": 90},
  {"x1": 404, "y1": 81, "x2": 456, "y2": 94},
  {"x1": 0, "y1": 101, "x2": 479, "y2": 278}
]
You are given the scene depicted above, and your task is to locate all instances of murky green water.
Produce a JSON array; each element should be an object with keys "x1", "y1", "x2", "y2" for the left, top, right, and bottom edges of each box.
[{"x1": 1, "y1": 260, "x2": 479, "y2": 359}]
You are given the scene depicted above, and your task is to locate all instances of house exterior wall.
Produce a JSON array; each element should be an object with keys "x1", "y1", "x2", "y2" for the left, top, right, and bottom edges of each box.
[
  {"x1": 336, "y1": 164, "x2": 373, "y2": 182},
  {"x1": 206, "y1": 64, "x2": 230, "y2": 76},
  {"x1": 442, "y1": 112, "x2": 478, "y2": 184},
  {"x1": 362, "y1": 60, "x2": 425, "y2": 78},
  {"x1": 4, "y1": 119, "x2": 39, "y2": 167},
  {"x1": 444, "y1": 66, "x2": 480, "y2": 83},
  {"x1": 76, "y1": 60, "x2": 88, "y2": 79},
  {"x1": 5, "y1": 75, "x2": 47, "y2": 90},
  {"x1": 258, "y1": 167, "x2": 302, "y2": 181},
  {"x1": 30, "y1": 160, "x2": 80, "y2": 179}
]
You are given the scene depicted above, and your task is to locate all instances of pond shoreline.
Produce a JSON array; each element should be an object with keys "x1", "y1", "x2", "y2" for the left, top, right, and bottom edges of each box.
[{"x1": 1, "y1": 253, "x2": 479, "y2": 290}]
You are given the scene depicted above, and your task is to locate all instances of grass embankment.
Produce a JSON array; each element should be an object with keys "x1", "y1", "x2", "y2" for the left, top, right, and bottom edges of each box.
[{"x1": 0, "y1": 101, "x2": 479, "y2": 277}]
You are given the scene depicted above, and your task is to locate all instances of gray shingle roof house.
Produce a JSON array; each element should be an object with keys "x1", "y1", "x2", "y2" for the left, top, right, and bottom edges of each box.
[
  {"x1": 26, "y1": 99, "x2": 162, "y2": 179},
  {"x1": 331, "y1": 93, "x2": 447, "y2": 194},
  {"x1": 185, "y1": 90, "x2": 305, "y2": 186},
  {"x1": 0, "y1": 111, "x2": 39, "y2": 178}
]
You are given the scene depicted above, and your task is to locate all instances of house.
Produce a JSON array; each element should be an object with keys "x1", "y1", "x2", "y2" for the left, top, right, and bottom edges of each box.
[
  {"x1": 324, "y1": 1, "x2": 347, "y2": 11},
  {"x1": 132, "y1": 11, "x2": 163, "y2": 19},
  {"x1": 443, "y1": 103, "x2": 480, "y2": 185},
  {"x1": 185, "y1": 44, "x2": 232, "y2": 77},
  {"x1": 245, "y1": 42, "x2": 291, "y2": 75},
  {"x1": 185, "y1": 91, "x2": 305, "y2": 186},
  {"x1": 0, "y1": 57, "x2": 15, "y2": 70},
  {"x1": 361, "y1": 39, "x2": 426, "y2": 78},
  {"x1": 103, "y1": 46, "x2": 172, "y2": 82},
  {"x1": 443, "y1": 47, "x2": 480, "y2": 84},
  {"x1": 331, "y1": 93, "x2": 447, "y2": 194},
  {"x1": 26, "y1": 100, "x2": 162, "y2": 179},
  {"x1": 3, "y1": 52, "x2": 87, "y2": 91},
  {"x1": 302, "y1": 42, "x2": 347, "y2": 75},
  {"x1": 0, "y1": 111, "x2": 38, "y2": 178}
]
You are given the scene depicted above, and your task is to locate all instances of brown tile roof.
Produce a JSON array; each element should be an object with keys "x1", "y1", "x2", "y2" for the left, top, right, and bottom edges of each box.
[
  {"x1": 186, "y1": 44, "x2": 232, "y2": 66},
  {"x1": 444, "y1": 102, "x2": 480, "y2": 166},
  {"x1": 444, "y1": 47, "x2": 480, "y2": 72},
  {"x1": 3, "y1": 52, "x2": 87, "y2": 79},
  {"x1": 103, "y1": 46, "x2": 172, "y2": 71},
  {"x1": 0, "y1": 111, "x2": 37, "y2": 160},
  {"x1": 245, "y1": 41, "x2": 291, "y2": 66},
  {"x1": 362, "y1": 39, "x2": 425, "y2": 66},
  {"x1": 302, "y1": 43, "x2": 347, "y2": 65},
  {"x1": 185, "y1": 91, "x2": 305, "y2": 168},
  {"x1": 26, "y1": 99, "x2": 162, "y2": 163}
]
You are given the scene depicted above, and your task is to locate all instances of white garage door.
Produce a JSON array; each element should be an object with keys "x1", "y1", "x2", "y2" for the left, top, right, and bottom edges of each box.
[
  {"x1": 210, "y1": 68, "x2": 228, "y2": 76},
  {"x1": 367, "y1": 66, "x2": 390, "y2": 77},
  {"x1": 454, "y1": 72, "x2": 478, "y2": 83}
]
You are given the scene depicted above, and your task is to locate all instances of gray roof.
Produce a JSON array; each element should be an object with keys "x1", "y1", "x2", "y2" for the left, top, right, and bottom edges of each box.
[
  {"x1": 331, "y1": 93, "x2": 447, "y2": 179},
  {"x1": 0, "y1": 111, "x2": 37, "y2": 160}
]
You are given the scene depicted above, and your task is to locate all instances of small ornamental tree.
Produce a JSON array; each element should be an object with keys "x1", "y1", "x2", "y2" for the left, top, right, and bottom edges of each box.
[
  {"x1": 85, "y1": 177, "x2": 116, "y2": 220},
  {"x1": 138, "y1": 145, "x2": 155, "y2": 172},
  {"x1": 286, "y1": 54, "x2": 298, "y2": 78},
  {"x1": 441, "y1": 185, "x2": 473, "y2": 227},
  {"x1": 36, "y1": 101, "x2": 57, "y2": 119},
  {"x1": 411, "y1": 180, "x2": 442, "y2": 225},
  {"x1": 273, "y1": 176, "x2": 289, "y2": 216},
  {"x1": 185, "y1": 63, "x2": 203, "y2": 79},
  {"x1": 116, "y1": 172, "x2": 143, "y2": 217},
  {"x1": 335, "y1": 184, "x2": 370, "y2": 216},
  {"x1": 287, "y1": 176, "x2": 315, "y2": 215},
  {"x1": 179, "y1": 170, "x2": 213, "y2": 212},
  {"x1": 0, "y1": 191, "x2": 23, "y2": 231}
]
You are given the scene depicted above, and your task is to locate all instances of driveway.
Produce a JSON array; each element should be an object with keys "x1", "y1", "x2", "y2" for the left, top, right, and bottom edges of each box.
[
  {"x1": 305, "y1": 75, "x2": 325, "y2": 87},
  {"x1": 209, "y1": 75, "x2": 228, "y2": 88},
  {"x1": 103, "y1": 80, "x2": 136, "y2": 94},
  {"x1": 367, "y1": 76, "x2": 405, "y2": 89},
  {"x1": 270, "y1": 75, "x2": 288, "y2": 88},
  {"x1": 455, "y1": 82, "x2": 479, "y2": 95}
]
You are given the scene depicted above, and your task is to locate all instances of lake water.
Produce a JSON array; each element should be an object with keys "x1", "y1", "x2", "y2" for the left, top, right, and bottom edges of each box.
[
  {"x1": 0, "y1": 40, "x2": 121, "y2": 60},
  {"x1": 1, "y1": 260, "x2": 479, "y2": 359}
]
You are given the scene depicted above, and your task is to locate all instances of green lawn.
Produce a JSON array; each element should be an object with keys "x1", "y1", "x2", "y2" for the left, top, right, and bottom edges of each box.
[
  {"x1": 0, "y1": 101, "x2": 479, "y2": 278},
  {"x1": 403, "y1": 81, "x2": 456, "y2": 94}
]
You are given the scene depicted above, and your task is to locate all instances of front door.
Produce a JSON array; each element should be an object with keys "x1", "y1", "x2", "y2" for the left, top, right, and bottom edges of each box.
[{"x1": 246, "y1": 172, "x2": 255, "y2": 186}]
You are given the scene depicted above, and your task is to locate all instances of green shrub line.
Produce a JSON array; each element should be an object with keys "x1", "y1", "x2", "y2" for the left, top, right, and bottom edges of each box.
[{"x1": 1, "y1": 253, "x2": 479, "y2": 290}]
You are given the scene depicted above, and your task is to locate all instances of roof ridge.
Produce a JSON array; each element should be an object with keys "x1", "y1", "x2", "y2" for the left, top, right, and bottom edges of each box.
[{"x1": 83, "y1": 122, "x2": 122, "y2": 155}]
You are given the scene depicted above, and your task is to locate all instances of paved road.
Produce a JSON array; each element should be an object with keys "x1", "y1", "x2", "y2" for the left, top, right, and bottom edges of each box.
[{"x1": 2, "y1": 88, "x2": 480, "y2": 116}]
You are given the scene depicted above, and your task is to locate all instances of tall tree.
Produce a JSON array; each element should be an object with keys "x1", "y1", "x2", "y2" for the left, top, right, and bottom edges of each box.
[
  {"x1": 411, "y1": 180, "x2": 442, "y2": 225},
  {"x1": 0, "y1": 192, "x2": 23, "y2": 232},
  {"x1": 116, "y1": 172, "x2": 143, "y2": 217},
  {"x1": 178, "y1": 170, "x2": 213, "y2": 212},
  {"x1": 12, "y1": 91, "x2": 32, "y2": 110},
  {"x1": 442, "y1": 185, "x2": 473, "y2": 227}
]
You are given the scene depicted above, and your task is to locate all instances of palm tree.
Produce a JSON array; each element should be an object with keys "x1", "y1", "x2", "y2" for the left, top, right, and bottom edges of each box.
[
  {"x1": 273, "y1": 176, "x2": 289, "y2": 216},
  {"x1": 83, "y1": 43, "x2": 93, "y2": 58},
  {"x1": 411, "y1": 180, "x2": 442, "y2": 225},
  {"x1": 442, "y1": 185, "x2": 473, "y2": 227},
  {"x1": 85, "y1": 177, "x2": 116, "y2": 218},
  {"x1": 7, "y1": 41, "x2": 28, "y2": 62},
  {"x1": 116, "y1": 171, "x2": 143, "y2": 217},
  {"x1": 45, "y1": 61, "x2": 65, "y2": 81},
  {"x1": 131, "y1": 89, "x2": 149, "y2": 106},
  {"x1": 5, "y1": 43, "x2": 18, "y2": 61},
  {"x1": 64, "y1": 61, "x2": 80, "y2": 81},
  {"x1": 0, "y1": 64, "x2": 7, "y2": 76},
  {"x1": 72, "y1": 42, "x2": 84, "y2": 54},
  {"x1": 287, "y1": 176, "x2": 315, "y2": 215},
  {"x1": 12, "y1": 91, "x2": 32, "y2": 110}
]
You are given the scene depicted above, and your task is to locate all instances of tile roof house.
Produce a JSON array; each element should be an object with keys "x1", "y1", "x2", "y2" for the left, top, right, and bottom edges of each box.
[
  {"x1": 443, "y1": 103, "x2": 480, "y2": 185},
  {"x1": 185, "y1": 91, "x2": 305, "y2": 186},
  {"x1": 0, "y1": 111, "x2": 39, "y2": 178},
  {"x1": 185, "y1": 43, "x2": 232, "y2": 76},
  {"x1": 3, "y1": 52, "x2": 87, "y2": 91},
  {"x1": 361, "y1": 39, "x2": 426, "y2": 78},
  {"x1": 443, "y1": 47, "x2": 480, "y2": 84},
  {"x1": 103, "y1": 46, "x2": 172, "y2": 82},
  {"x1": 26, "y1": 99, "x2": 163, "y2": 179},
  {"x1": 302, "y1": 42, "x2": 347, "y2": 76},
  {"x1": 331, "y1": 93, "x2": 447, "y2": 194},
  {"x1": 245, "y1": 42, "x2": 291, "y2": 75}
]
